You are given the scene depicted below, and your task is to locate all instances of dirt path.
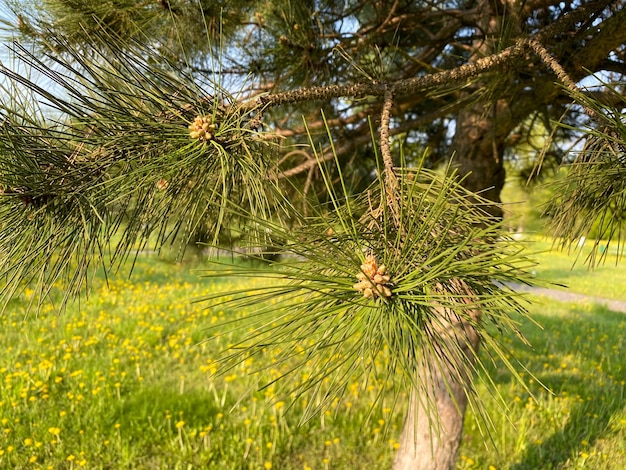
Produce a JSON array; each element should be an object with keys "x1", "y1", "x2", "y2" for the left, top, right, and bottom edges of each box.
[{"x1": 509, "y1": 283, "x2": 626, "y2": 314}]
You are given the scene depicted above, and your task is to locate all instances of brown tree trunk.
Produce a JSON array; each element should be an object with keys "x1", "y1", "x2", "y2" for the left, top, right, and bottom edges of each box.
[
  {"x1": 452, "y1": 102, "x2": 511, "y2": 218},
  {"x1": 393, "y1": 104, "x2": 514, "y2": 468},
  {"x1": 393, "y1": 301, "x2": 481, "y2": 470},
  {"x1": 452, "y1": 0, "x2": 521, "y2": 218},
  {"x1": 394, "y1": 2, "x2": 519, "y2": 468}
]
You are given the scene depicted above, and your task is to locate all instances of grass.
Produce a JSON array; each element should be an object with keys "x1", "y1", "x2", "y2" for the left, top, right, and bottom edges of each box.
[
  {"x1": 519, "y1": 236, "x2": 626, "y2": 300},
  {"x1": 0, "y1": 257, "x2": 400, "y2": 469},
  {"x1": 0, "y1": 249, "x2": 625, "y2": 469},
  {"x1": 460, "y1": 301, "x2": 626, "y2": 469}
]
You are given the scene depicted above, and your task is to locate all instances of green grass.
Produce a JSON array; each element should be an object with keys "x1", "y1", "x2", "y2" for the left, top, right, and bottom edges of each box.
[
  {"x1": 520, "y1": 236, "x2": 626, "y2": 300},
  {"x1": 0, "y1": 257, "x2": 400, "y2": 469},
  {"x1": 0, "y1": 252, "x2": 625, "y2": 469},
  {"x1": 460, "y1": 300, "x2": 626, "y2": 470}
]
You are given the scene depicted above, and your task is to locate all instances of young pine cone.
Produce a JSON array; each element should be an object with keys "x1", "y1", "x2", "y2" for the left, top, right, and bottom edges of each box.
[
  {"x1": 189, "y1": 115, "x2": 216, "y2": 141},
  {"x1": 353, "y1": 254, "x2": 392, "y2": 300}
]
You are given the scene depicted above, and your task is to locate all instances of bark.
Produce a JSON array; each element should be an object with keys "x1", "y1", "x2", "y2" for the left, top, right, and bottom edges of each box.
[
  {"x1": 393, "y1": 298, "x2": 482, "y2": 470},
  {"x1": 393, "y1": 3, "x2": 510, "y2": 467},
  {"x1": 451, "y1": 0, "x2": 522, "y2": 219},
  {"x1": 452, "y1": 100, "x2": 513, "y2": 219}
]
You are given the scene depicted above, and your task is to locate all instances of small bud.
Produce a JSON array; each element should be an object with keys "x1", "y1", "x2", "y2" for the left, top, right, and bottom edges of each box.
[
  {"x1": 354, "y1": 254, "x2": 393, "y2": 300},
  {"x1": 156, "y1": 178, "x2": 168, "y2": 191}
]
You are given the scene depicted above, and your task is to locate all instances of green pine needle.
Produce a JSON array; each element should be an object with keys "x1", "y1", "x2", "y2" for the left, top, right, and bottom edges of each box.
[
  {"x1": 200, "y1": 151, "x2": 539, "y2": 427},
  {"x1": 0, "y1": 32, "x2": 274, "y2": 311}
]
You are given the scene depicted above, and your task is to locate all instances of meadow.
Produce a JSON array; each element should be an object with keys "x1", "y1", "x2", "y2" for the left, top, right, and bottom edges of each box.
[
  {"x1": 0, "y1": 239, "x2": 624, "y2": 469},
  {"x1": 525, "y1": 237, "x2": 626, "y2": 300}
]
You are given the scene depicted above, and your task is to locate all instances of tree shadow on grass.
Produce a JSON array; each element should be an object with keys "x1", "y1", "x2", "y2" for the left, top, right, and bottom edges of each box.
[
  {"x1": 509, "y1": 387, "x2": 623, "y2": 469},
  {"x1": 109, "y1": 385, "x2": 223, "y2": 430},
  {"x1": 507, "y1": 304, "x2": 626, "y2": 469}
]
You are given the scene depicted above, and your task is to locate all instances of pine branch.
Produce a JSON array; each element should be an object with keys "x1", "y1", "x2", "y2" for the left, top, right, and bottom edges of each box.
[
  {"x1": 380, "y1": 86, "x2": 398, "y2": 195},
  {"x1": 264, "y1": 33, "x2": 599, "y2": 183},
  {"x1": 0, "y1": 34, "x2": 278, "y2": 311},
  {"x1": 201, "y1": 159, "x2": 539, "y2": 424},
  {"x1": 523, "y1": 39, "x2": 598, "y2": 121},
  {"x1": 252, "y1": 40, "x2": 527, "y2": 110},
  {"x1": 544, "y1": 83, "x2": 626, "y2": 264}
]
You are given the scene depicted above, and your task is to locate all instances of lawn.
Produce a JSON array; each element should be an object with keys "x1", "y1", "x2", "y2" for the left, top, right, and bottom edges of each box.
[
  {"x1": 520, "y1": 236, "x2": 626, "y2": 301},
  {"x1": 460, "y1": 301, "x2": 626, "y2": 469},
  {"x1": 0, "y1": 248, "x2": 624, "y2": 469}
]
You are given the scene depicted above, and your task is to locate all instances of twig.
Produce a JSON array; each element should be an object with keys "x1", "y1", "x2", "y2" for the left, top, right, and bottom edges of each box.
[
  {"x1": 280, "y1": 152, "x2": 333, "y2": 178},
  {"x1": 522, "y1": 38, "x2": 597, "y2": 120},
  {"x1": 252, "y1": 40, "x2": 528, "y2": 110},
  {"x1": 380, "y1": 86, "x2": 398, "y2": 194}
]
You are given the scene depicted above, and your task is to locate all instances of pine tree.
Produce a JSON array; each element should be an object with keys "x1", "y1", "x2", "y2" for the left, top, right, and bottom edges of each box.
[{"x1": 1, "y1": 1, "x2": 624, "y2": 468}]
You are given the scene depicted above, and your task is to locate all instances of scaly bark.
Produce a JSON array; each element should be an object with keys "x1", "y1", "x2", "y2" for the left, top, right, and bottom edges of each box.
[
  {"x1": 452, "y1": 99, "x2": 513, "y2": 219},
  {"x1": 394, "y1": 295, "x2": 482, "y2": 470}
]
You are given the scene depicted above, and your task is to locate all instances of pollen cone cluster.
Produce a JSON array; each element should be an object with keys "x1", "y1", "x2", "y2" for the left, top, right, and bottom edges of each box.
[
  {"x1": 155, "y1": 178, "x2": 169, "y2": 191},
  {"x1": 353, "y1": 254, "x2": 392, "y2": 300},
  {"x1": 189, "y1": 115, "x2": 216, "y2": 141}
]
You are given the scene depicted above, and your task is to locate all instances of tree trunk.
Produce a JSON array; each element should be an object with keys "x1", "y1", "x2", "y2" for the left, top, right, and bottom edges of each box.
[
  {"x1": 393, "y1": 383, "x2": 468, "y2": 470},
  {"x1": 451, "y1": 0, "x2": 521, "y2": 218},
  {"x1": 393, "y1": 103, "x2": 512, "y2": 468},
  {"x1": 394, "y1": 3, "x2": 518, "y2": 467},
  {"x1": 393, "y1": 301, "x2": 481, "y2": 470},
  {"x1": 452, "y1": 102, "x2": 509, "y2": 218}
]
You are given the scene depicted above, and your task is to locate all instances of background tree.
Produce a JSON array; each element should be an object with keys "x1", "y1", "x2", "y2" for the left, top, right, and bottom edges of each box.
[
  {"x1": 1, "y1": 1, "x2": 625, "y2": 469},
  {"x1": 11, "y1": 1, "x2": 625, "y2": 215}
]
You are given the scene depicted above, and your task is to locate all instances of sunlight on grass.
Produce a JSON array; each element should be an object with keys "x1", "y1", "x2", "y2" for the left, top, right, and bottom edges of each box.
[
  {"x1": 460, "y1": 299, "x2": 626, "y2": 469},
  {"x1": 518, "y1": 236, "x2": 626, "y2": 301},
  {"x1": 0, "y1": 254, "x2": 624, "y2": 468},
  {"x1": 0, "y1": 256, "x2": 400, "y2": 469}
]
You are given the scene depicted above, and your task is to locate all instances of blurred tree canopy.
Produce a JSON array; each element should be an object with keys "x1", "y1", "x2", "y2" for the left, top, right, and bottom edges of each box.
[{"x1": 8, "y1": 0, "x2": 626, "y2": 213}]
